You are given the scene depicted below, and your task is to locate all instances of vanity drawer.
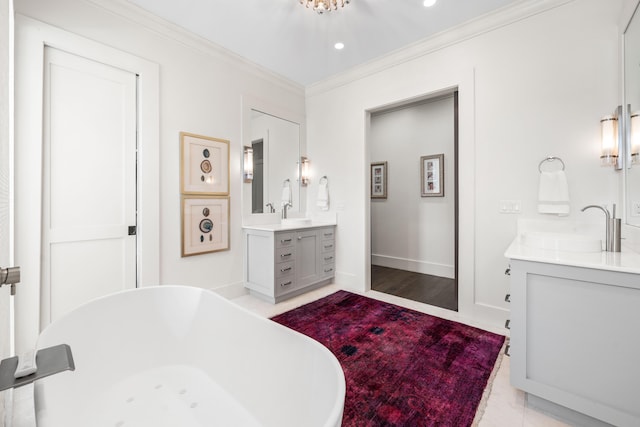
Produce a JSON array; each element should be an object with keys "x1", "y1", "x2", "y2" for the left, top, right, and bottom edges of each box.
[
  {"x1": 276, "y1": 233, "x2": 296, "y2": 248},
  {"x1": 275, "y1": 277, "x2": 296, "y2": 296},
  {"x1": 276, "y1": 246, "x2": 295, "y2": 262},
  {"x1": 321, "y1": 240, "x2": 335, "y2": 253},
  {"x1": 321, "y1": 264, "x2": 335, "y2": 278},
  {"x1": 321, "y1": 229, "x2": 335, "y2": 240},
  {"x1": 322, "y1": 253, "x2": 335, "y2": 265},
  {"x1": 276, "y1": 261, "x2": 295, "y2": 279}
]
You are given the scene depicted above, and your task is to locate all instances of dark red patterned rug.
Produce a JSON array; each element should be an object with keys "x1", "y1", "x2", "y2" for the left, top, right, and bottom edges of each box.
[{"x1": 271, "y1": 291, "x2": 505, "y2": 427}]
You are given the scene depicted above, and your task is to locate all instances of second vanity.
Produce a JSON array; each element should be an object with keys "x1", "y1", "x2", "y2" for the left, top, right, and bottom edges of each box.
[
  {"x1": 505, "y1": 227, "x2": 640, "y2": 427},
  {"x1": 243, "y1": 221, "x2": 336, "y2": 303}
]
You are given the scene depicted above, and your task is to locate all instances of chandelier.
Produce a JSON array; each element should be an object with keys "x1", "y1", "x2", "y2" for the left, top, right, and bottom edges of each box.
[{"x1": 299, "y1": 0, "x2": 351, "y2": 15}]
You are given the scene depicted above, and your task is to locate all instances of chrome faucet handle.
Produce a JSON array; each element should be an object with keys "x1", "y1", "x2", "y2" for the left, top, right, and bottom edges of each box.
[
  {"x1": 265, "y1": 202, "x2": 275, "y2": 213},
  {"x1": 282, "y1": 202, "x2": 293, "y2": 219}
]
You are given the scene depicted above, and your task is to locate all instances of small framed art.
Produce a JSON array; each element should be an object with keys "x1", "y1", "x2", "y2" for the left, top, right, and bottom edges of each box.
[
  {"x1": 421, "y1": 154, "x2": 444, "y2": 197},
  {"x1": 180, "y1": 132, "x2": 229, "y2": 195},
  {"x1": 371, "y1": 161, "x2": 388, "y2": 199},
  {"x1": 182, "y1": 196, "x2": 230, "y2": 257}
]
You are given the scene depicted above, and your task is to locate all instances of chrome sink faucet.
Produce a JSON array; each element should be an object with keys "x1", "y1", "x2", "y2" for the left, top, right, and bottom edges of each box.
[
  {"x1": 282, "y1": 202, "x2": 292, "y2": 219},
  {"x1": 581, "y1": 204, "x2": 621, "y2": 252}
]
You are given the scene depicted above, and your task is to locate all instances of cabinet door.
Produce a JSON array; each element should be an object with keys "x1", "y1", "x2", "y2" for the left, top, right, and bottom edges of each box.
[{"x1": 296, "y1": 230, "x2": 320, "y2": 287}]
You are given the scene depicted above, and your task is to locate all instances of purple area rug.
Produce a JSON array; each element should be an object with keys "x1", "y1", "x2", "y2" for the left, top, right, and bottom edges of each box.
[{"x1": 271, "y1": 291, "x2": 505, "y2": 427}]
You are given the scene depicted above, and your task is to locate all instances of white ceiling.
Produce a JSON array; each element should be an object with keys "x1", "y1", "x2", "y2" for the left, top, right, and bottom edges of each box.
[{"x1": 126, "y1": 0, "x2": 523, "y2": 86}]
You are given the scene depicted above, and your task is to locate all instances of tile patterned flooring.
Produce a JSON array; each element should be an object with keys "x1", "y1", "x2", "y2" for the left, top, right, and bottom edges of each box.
[{"x1": 232, "y1": 284, "x2": 571, "y2": 427}]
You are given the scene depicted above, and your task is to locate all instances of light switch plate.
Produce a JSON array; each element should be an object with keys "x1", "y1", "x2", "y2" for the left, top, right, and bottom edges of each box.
[{"x1": 499, "y1": 200, "x2": 521, "y2": 214}]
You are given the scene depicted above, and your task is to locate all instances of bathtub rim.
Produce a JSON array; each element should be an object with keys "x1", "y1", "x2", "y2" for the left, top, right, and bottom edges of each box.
[{"x1": 33, "y1": 284, "x2": 346, "y2": 427}]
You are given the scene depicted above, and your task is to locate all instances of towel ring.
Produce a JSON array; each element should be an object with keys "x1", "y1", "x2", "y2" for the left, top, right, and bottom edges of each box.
[
  {"x1": 538, "y1": 156, "x2": 565, "y2": 173},
  {"x1": 319, "y1": 176, "x2": 328, "y2": 184}
]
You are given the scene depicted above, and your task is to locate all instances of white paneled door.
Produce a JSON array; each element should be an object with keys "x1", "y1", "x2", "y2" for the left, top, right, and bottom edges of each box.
[{"x1": 42, "y1": 47, "x2": 137, "y2": 324}]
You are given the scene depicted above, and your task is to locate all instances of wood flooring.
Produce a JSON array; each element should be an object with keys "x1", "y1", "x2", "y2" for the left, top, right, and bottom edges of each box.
[{"x1": 371, "y1": 265, "x2": 458, "y2": 311}]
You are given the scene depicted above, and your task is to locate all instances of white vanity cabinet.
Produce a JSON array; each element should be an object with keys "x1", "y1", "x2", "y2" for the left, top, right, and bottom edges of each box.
[
  {"x1": 244, "y1": 225, "x2": 336, "y2": 303},
  {"x1": 505, "y1": 244, "x2": 640, "y2": 427}
]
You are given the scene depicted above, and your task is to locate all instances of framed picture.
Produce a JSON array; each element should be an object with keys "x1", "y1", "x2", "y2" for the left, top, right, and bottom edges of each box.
[
  {"x1": 371, "y1": 161, "x2": 387, "y2": 199},
  {"x1": 182, "y1": 196, "x2": 230, "y2": 256},
  {"x1": 180, "y1": 132, "x2": 229, "y2": 195},
  {"x1": 421, "y1": 154, "x2": 444, "y2": 197}
]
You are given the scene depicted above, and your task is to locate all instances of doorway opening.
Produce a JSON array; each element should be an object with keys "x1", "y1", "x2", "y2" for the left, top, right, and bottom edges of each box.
[{"x1": 369, "y1": 91, "x2": 459, "y2": 311}]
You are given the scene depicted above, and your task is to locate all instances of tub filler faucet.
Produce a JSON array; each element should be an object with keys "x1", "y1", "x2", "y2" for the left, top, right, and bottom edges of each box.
[
  {"x1": 0, "y1": 344, "x2": 75, "y2": 391},
  {"x1": 581, "y1": 204, "x2": 621, "y2": 252}
]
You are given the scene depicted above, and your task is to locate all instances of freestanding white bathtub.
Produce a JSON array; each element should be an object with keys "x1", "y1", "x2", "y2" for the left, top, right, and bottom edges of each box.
[{"x1": 34, "y1": 285, "x2": 345, "y2": 427}]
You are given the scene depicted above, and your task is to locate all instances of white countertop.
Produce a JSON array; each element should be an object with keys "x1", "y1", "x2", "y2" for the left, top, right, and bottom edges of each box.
[
  {"x1": 242, "y1": 221, "x2": 336, "y2": 232},
  {"x1": 505, "y1": 236, "x2": 640, "y2": 275}
]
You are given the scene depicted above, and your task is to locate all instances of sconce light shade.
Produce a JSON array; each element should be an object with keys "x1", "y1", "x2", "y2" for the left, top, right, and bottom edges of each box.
[
  {"x1": 243, "y1": 146, "x2": 254, "y2": 183},
  {"x1": 600, "y1": 115, "x2": 619, "y2": 166},
  {"x1": 631, "y1": 112, "x2": 640, "y2": 165},
  {"x1": 301, "y1": 156, "x2": 310, "y2": 186}
]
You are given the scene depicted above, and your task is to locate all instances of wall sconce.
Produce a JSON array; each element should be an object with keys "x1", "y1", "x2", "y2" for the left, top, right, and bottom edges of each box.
[
  {"x1": 301, "y1": 156, "x2": 310, "y2": 186},
  {"x1": 243, "y1": 146, "x2": 254, "y2": 183},
  {"x1": 631, "y1": 111, "x2": 640, "y2": 165},
  {"x1": 600, "y1": 114, "x2": 620, "y2": 168}
]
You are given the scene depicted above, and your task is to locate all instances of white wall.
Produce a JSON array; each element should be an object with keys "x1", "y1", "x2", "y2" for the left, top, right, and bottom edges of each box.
[
  {"x1": 370, "y1": 97, "x2": 455, "y2": 279},
  {"x1": 305, "y1": 0, "x2": 623, "y2": 327},
  {"x1": 13, "y1": 0, "x2": 305, "y2": 296}
]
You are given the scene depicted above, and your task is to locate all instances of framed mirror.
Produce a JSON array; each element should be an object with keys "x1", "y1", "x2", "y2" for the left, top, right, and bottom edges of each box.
[
  {"x1": 249, "y1": 110, "x2": 300, "y2": 214},
  {"x1": 624, "y1": 0, "x2": 640, "y2": 227},
  {"x1": 241, "y1": 97, "x2": 305, "y2": 221}
]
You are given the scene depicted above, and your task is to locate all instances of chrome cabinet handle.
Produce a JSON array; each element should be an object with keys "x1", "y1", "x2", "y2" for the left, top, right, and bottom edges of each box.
[
  {"x1": 505, "y1": 293, "x2": 511, "y2": 303},
  {"x1": 281, "y1": 239, "x2": 292, "y2": 244},
  {"x1": 280, "y1": 253, "x2": 292, "y2": 258},
  {"x1": 324, "y1": 244, "x2": 333, "y2": 250},
  {"x1": 505, "y1": 319, "x2": 511, "y2": 330},
  {"x1": 324, "y1": 268, "x2": 334, "y2": 273},
  {"x1": 324, "y1": 256, "x2": 334, "y2": 261},
  {"x1": 280, "y1": 267, "x2": 292, "y2": 273},
  {"x1": 280, "y1": 281, "x2": 292, "y2": 287}
]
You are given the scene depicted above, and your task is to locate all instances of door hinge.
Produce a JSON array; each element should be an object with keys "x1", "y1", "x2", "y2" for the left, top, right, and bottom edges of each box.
[{"x1": 128, "y1": 226, "x2": 137, "y2": 236}]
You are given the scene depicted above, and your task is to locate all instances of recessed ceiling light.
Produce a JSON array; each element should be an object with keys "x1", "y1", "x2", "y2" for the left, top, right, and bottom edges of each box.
[
  {"x1": 334, "y1": 42, "x2": 345, "y2": 50},
  {"x1": 423, "y1": 0, "x2": 437, "y2": 7}
]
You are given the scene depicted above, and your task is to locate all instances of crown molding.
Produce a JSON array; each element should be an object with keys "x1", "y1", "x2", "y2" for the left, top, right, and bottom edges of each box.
[
  {"x1": 85, "y1": 0, "x2": 305, "y2": 96},
  {"x1": 306, "y1": 0, "x2": 575, "y2": 97}
]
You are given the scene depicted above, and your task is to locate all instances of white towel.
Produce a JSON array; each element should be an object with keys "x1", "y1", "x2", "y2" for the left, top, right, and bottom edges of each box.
[
  {"x1": 537, "y1": 171, "x2": 570, "y2": 215},
  {"x1": 317, "y1": 180, "x2": 329, "y2": 211},
  {"x1": 281, "y1": 180, "x2": 292, "y2": 207}
]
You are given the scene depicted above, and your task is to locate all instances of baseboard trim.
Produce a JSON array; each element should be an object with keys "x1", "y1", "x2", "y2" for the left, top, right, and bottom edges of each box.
[
  {"x1": 372, "y1": 255, "x2": 454, "y2": 279},
  {"x1": 335, "y1": 271, "x2": 359, "y2": 290},
  {"x1": 211, "y1": 281, "x2": 248, "y2": 300}
]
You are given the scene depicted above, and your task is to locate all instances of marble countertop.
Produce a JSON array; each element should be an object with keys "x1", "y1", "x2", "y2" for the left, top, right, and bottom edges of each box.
[{"x1": 505, "y1": 236, "x2": 640, "y2": 275}]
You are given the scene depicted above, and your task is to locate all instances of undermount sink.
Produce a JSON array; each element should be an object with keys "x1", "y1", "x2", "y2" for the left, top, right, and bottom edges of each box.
[
  {"x1": 520, "y1": 231, "x2": 602, "y2": 253},
  {"x1": 281, "y1": 218, "x2": 312, "y2": 226}
]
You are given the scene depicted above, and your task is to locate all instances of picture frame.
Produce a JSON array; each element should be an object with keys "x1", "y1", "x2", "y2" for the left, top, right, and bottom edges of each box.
[
  {"x1": 181, "y1": 196, "x2": 230, "y2": 257},
  {"x1": 421, "y1": 154, "x2": 444, "y2": 197},
  {"x1": 371, "y1": 161, "x2": 388, "y2": 199},
  {"x1": 180, "y1": 132, "x2": 229, "y2": 195}
]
